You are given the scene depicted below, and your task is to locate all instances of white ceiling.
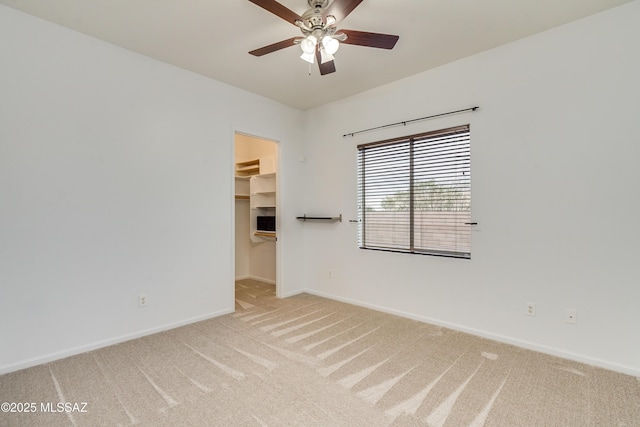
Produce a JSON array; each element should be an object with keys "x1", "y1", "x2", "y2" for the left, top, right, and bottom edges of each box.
[{"x1": 0, "y1": 0, "x2": 632, "y2": 110}]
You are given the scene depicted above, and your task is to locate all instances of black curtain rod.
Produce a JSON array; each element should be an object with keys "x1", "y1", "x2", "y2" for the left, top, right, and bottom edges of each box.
[{"x1": 343, "y1": 106, "x2": 480, "y2": 138}]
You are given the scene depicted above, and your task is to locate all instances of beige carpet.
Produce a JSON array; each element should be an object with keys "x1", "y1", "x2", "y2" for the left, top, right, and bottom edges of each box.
[{"x1": 1, "y1": 279, "x2": 639, "y2": 426}]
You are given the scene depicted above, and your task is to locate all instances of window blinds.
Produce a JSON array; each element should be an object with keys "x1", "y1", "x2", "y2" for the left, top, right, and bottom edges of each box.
[{"x1": 357, "y1": 125, "x2": 471, "y2": 258}]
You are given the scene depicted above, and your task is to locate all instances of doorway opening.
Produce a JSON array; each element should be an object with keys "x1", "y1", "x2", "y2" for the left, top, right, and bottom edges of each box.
[{"x1": 234, "y1": 133, "x2": 278, "y2": 306}]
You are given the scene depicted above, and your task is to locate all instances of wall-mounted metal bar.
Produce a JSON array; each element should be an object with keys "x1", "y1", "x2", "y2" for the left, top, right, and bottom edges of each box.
[
  {"x1": 296, "y1": 214, "x2": 342, "y2": 222},
  {"x1": 343, "y1": 106, "x2": 479, "y2": 138}
]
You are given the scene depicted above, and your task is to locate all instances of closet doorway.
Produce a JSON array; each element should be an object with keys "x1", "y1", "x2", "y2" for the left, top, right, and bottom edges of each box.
[{"x1": 234, "y1": 133, "x2": 278, "y2": 297}]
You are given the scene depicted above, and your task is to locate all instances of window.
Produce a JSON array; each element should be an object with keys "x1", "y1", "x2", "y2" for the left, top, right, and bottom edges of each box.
[{"x1": 357, "y1": 125, "x2": 471, "y2": 258}]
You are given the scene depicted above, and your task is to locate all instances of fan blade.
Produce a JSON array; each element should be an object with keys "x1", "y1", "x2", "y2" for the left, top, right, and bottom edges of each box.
[
  {"x1": 324, "y1": 0, "x2": 364, "y2": 23},
  {"x1": 248, "y1": 0, "x2": 302, "y2": 25},
  {"x1": 316, "y1": 48, "x2": 336, "y2": 75},
  {"x1": 249, "y1": 37, "x2": 299, "y2": 56},
  {"x1": 340, "y1": 29, "x2": 399, "y2": 49},
  {"x1": 318, "y1": 60, "x2": 337, "y2": 75}
]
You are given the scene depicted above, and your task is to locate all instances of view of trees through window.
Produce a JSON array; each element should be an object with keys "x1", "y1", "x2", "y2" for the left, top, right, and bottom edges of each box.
[{"x1": 381, "y1": 180, "x2": 470, "y2": 212}]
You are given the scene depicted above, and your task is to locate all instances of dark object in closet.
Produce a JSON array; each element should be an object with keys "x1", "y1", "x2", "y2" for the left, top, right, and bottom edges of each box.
[{"x1": 257, "y1": 216, "x2": 276, "y2": 231}]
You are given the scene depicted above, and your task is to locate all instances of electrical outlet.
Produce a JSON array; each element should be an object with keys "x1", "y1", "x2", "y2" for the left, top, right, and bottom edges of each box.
[
  {"x1": 566, "y1": 308, "x2": 577, "y2": 324},
  {"x1": 526, "y1": 302, "x2": 536, "y2": 317},
  {"x1": 328, "y1": 270, "x2": 333, "y2": 279},
  {"x1": 138, "y1": 294, "x2": 148, "y2": 307}
]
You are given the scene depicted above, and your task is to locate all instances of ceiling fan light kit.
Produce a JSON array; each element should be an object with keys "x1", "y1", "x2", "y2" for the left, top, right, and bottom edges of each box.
[
  {"x1": 249, "y1": 0, "x2": 399, "y2": 75},
  {"x1": 322, "y1": 35, "x2": 340, "y2": 55},
  {"x1": 300, "y1": 34, "x2": 318, "y2": 54}
]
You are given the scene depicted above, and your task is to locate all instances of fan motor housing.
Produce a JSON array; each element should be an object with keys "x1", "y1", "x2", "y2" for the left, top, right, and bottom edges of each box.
[
  {"x1": 302, "y1": 0, "x2": 329, "y2": 28},
  {"x1": 308, "y1": 0, "x2": 328, "y2": 8}
]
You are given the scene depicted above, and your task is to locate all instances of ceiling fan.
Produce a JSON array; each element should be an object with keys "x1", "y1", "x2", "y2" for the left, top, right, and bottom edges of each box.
[{"x1": 248, "y1": 0, "x2": 399, "y2": 75}]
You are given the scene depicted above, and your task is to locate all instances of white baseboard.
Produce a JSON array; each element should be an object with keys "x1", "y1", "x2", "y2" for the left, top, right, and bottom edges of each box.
[
  {"x1": 279, "y1": 289, "x2": 306, "y2": 298},
  {"x1": 304, "y1": 289, "x2": 640, "y2": 378},
  {"x1": 236, "y1": 275, "x2": 276, "y2": 285},
  {"x1": 0, "y1": 308, "x2": 233, "y2": 375}
]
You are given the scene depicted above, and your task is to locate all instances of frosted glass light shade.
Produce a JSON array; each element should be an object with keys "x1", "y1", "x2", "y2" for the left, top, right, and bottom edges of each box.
[
  {"x1": 300, "y1": 35, "x2": 317, "y2": 54},
  {"x1": 322, "y1": 36, "x2": 339, "y2": 55},
  {"x1": 300, "y1": 51, "x2": 315, "y2": 64}
]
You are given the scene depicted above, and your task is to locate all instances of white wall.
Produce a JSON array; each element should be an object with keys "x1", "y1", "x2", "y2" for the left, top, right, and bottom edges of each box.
[
  {"x1": 0, "y1": 5, "x2": 306, "y2": 373},
  {"x1": 301, "y1": 1, "x2": 640, "y2": 376}
]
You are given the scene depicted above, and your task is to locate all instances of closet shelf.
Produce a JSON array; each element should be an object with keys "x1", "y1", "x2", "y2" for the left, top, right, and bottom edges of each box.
[
  {"x1": 296, "y1": 214, "x2": 342, "y2": 223},
  {"x1": 235, "y1": 159, "x2": 260, "y2": 177},
  {"x1": 254, "y1": 231, "x2": 276, "y2": 238}
]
